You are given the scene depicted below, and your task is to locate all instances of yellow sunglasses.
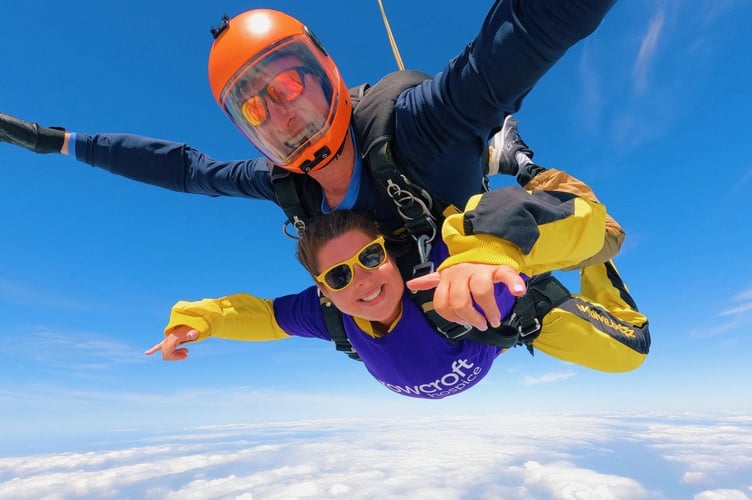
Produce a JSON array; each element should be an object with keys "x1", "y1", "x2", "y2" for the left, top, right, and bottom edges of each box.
[{"x1": 315, "y1": 236, "x2": 387, "y2": 291}]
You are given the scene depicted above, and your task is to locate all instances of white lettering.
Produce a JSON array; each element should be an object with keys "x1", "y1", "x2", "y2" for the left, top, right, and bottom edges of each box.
[
  {"x1": 377, "y1": 358, "x2": 486, "y2": 398},
  {"x1": 441, "y1": 373, "x2": 460, "y2": 386}
]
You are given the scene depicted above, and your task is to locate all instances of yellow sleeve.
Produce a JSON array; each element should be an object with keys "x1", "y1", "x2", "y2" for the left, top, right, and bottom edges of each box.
[
  {"x1": 439, "y1": 187, "x2": 606, "y2": 276},
  {"x1": 165, "y1": 293, "x2": 291, "y2": 342}
]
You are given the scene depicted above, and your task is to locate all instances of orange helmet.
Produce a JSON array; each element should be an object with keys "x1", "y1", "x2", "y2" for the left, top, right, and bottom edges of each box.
[{"x1": 208, "y1": 9, "x2": 352, "y2": 174}]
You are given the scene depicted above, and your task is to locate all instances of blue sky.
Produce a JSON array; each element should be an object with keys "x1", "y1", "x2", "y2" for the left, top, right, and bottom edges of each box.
[{"x1": 1, "y1": 0, "x2": 752, "y2": 489}]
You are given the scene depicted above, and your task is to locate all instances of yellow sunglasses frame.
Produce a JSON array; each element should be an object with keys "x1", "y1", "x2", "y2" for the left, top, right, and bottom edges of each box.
[{"x1": 315, "y1": 236, "x2": 387, "y2": 291}]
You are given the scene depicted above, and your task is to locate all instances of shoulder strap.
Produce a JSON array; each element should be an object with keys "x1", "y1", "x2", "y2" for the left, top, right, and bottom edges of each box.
[
  {"x1": 272, "y1": 168, "x2": 307, "y2": 238},
  {"x1": 350, "y1": 70, "x2": 429, "y2": 157},
  {"x1": 319, "y1": 292, "x2": 361, "y2": 361},
  {"x1": 271, "y1": 165, "x2": 325, "y2": 238},
  {"x1": 270, "y1": 71, "x2": 430, "y2": 239}
]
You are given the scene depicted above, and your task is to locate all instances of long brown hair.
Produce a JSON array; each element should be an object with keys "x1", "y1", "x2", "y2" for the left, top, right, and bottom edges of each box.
[{"x1": 296, "y1": 211, "x2": 381, "y2": 276}]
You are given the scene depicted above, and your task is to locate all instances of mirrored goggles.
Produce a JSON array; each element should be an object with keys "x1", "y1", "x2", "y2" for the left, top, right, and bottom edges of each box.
[
  {"x1": 240, "y1": 66, "x2": 308, "y2": 126},
  {"x1": 315, "y1": 236, "x2": 387, "y2": 291}
]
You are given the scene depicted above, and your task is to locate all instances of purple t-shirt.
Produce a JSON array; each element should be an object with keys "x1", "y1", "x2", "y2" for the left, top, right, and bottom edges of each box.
[
  {"x1": 274, "y1": 289, "x2": 515, "y2": 399},
  {"x1": 273, "y1": 242, "x2": 518, "y2": 399},
  {"x1": 345, "y1": 293, "x2": 505, "y2": 399}
]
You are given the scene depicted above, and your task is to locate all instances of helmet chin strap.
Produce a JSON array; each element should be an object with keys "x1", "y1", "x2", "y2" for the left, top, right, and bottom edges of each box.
[
  {"x1": 299, "y1": 145, "x2": 333, "y2": 174},
  {"x1": 301, "y1": 130, "x2": 349, "y2": 174}
]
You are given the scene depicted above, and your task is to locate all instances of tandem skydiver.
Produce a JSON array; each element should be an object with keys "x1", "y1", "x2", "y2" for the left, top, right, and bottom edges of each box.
[
  {"x1": 1, "y1": 1, "x2": 617, "y2": 233},
  {"x1": 145, "y1": 130, "x2": 649, "y2": 400}
]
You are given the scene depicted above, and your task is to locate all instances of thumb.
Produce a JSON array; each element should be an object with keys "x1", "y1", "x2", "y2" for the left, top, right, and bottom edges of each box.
[
  {"x1": 168, "y1": 325, "x2": 200, "y2": 342},
  {"x1": 406, "y1": 271, "x2": 441, "y2": 292}
]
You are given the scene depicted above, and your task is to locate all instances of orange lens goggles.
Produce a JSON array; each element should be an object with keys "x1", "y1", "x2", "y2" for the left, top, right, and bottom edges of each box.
[{"x1": 240, "y1": 67, "x2": 307, "y2": 127}]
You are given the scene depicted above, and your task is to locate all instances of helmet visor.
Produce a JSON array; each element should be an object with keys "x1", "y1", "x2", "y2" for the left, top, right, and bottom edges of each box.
[{"x1": 220, "y1": 37, "x2": 338, "y2": 167}]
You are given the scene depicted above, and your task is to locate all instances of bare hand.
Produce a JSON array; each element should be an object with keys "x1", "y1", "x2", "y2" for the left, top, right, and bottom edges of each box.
[
  {"x1": 406, "y1": 263, "x2": 526, "y2": 331},
  {"x1": 145, "y1": 325, "x2": 199, "y2": 361}
]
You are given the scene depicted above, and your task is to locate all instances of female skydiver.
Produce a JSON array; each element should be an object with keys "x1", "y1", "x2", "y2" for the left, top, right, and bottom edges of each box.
[{"x1": 146, "y1": 161, "x2": 649, "y2": 400}]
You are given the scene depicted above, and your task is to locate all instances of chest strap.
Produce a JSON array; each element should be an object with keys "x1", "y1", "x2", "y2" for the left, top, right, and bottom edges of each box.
[{"x1": 424, "y1": 272, "x2": 571, "y2": 352}]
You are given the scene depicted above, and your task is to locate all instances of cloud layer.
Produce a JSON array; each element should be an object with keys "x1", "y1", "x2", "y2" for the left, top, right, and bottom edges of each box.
[{"x1": 1, "y1": 414, "x2": 750, "y2": 499}]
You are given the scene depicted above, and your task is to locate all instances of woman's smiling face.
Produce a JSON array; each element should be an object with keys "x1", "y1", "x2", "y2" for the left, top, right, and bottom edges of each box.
[{"x1": 315, "y1": 229, "x2": 404, "y2": 328}]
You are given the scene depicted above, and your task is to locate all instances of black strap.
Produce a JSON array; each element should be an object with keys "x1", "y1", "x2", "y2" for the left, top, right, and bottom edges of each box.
[
  {"x1": 273, "y1": 173, "x2": 308, "y2": 237},
  {"x1": 367, "y1": 140, "x2": 445, "y2": 243},
  {"x1": 319, "y1": 292, "x2": 362, "y2": 361},
  {"x1": 430, "y1": 272, "x2": 571, "y2": 352},
  {"x1": 502, "y1": 272, "x2": 571, "y2": 353}
]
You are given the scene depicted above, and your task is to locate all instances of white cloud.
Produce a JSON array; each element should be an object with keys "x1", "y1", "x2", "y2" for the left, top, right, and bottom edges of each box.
[
  {"x1": 632, "y1": 8, "x2": 665, "y2": 94},
  {"x1": 721, "y1": 288, "x2": 752, "y2": 317},
  {"x1": 689, "y1": 287, "x2": 752, "y2": 339},
  {"x1": 695, "y1": 489, "x2": 750, "y2": 500},
  {"x1": 522, "y1": 371, "x2": 576, "y2": 385},
  {"x1": 0, "y1": 447, "x2": 264, "y2": 500},
  {"x1": 515, "y1": 460, "x2": 648, "y2": 500},
  {"x1": 683, "y1": 471, "x2": 711, "y2": 485},
  {"x1": 634, "y1": 419, "x2": 752, "y2": 490},
  {"x1": 0, "y1": 329, "x2": 145, "y2": 374},
  {"x1": 1, "y1": 414, "x2": 750, "y2": 499}
]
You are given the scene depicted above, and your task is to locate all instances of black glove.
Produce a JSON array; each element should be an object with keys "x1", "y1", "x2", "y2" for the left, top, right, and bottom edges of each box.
[{"x1": 0, "y1": 112, "x2": 66, "y2": 154}]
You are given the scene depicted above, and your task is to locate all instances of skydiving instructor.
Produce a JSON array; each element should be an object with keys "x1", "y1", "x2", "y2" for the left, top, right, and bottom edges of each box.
[{"x1": 0, "y1": 0, "x2": 618, "y2": 240}]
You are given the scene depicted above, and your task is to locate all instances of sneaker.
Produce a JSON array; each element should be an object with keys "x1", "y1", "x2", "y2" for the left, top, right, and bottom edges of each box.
[{"x1": 487, "y1": 115, "x2": 534, "y2": 176}]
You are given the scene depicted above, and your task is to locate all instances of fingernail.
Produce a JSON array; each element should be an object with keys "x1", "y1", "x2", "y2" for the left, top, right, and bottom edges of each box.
[{"x1": 513, "y1": 284, "x2": 525, "y2": 293}]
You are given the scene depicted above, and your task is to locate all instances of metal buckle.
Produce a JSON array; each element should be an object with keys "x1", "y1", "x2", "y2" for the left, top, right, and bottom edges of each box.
[
  {"x1": 437, "y1": 322, "x2": 473, "y2": 341},
  {"x1": 282, "y1": 216, "x2": 306, "y2": 240},
  {"x1": 518, "y1": 317, "x2": 542, "y2": 338},
  {"x1": 412, "y1": 261, "x2": 434, "y2": 278}
]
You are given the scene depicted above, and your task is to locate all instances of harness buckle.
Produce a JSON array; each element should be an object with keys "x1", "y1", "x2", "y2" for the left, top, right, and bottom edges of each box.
[
  {"x1": 507, "y1": 312, "x2": 542, "y2": 339},
  {"x1": 437, "y1": 322, "x2": 474, "y2": 341},
  {"x1": 384, "y1": 179, "x2": 438, "y2": 244},
  {"x1": 282, "y1": 216, "x2": 306, "y2": 240},
  {"x1": 411, "y1": 233, "x2": 435, "y2": 278},
  {"x1": 411, "y1": 260, "x2": 434, "y2": 278}
]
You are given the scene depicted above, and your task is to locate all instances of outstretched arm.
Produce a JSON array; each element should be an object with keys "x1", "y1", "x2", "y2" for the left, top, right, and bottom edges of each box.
[
  {"x1": 408, "y1": 186, "x2": 607, "y2": 328},
  {"x1": 0, "y1": 111, "x2": 277, "y2": 201},
  {"x1": 144, "y1": 287, "x2": 335, "y2": 362},
  {"x1": 164, "y1": 293, "x2": 292, "y2": 343},
  {"x1": 395, "y1": 0, "x2": 618, "y2": 207},
  {"x1": 143, "y1": 293, "x2": 292, "y2": 362}
]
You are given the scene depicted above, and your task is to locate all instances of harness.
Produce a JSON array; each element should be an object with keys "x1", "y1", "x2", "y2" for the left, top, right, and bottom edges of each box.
[
  {"x1": 272, "y1": 70, "x2": 442, "y2": 244},
  {"x1": 322, "y1": 272, "x2": 572, "y2": 361},
  {"x1": 273, "y1": 71, "x2": 569, "y2": 360}
]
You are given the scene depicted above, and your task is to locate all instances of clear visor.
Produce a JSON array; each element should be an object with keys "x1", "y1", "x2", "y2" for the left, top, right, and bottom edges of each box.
[{"x1": 220, "y1": 37, "x2": 337, "y2": 167}]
